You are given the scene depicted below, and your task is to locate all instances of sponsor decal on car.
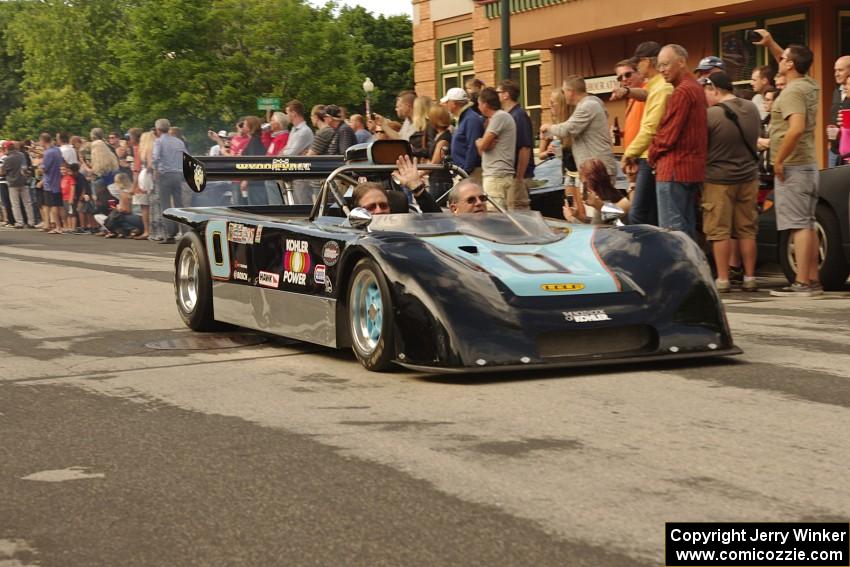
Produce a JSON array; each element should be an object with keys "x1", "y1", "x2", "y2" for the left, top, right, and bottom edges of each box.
[
  {"x1": 541, "y1": 283, "x2": 585, "y2": 292},
  {"x1": 254, "y1": 225, "x2": 263, "y2": 243},
  {"x1": 314, "y1": 264, "x2": 326, "y2": 284},
  {"x1": 324, "y1": 278, "x2": 333, "y2": 294},
  {"x1": 283, "y1": 239, "x2": 312, "y2": 285},
  {"x1": 227, "y1": 223, "x2": 256, "y2": 244},
  {"x1": 193, "y1": 164, "x2": 205, "y2": 191},
  {"x1": 321, "y1": 241, "x2": 340, "y2": 266},
  {"x1": 562, "y1": 309, "x2": 611, "y2": 323},
  {"x1": 233, "y1": 270, "x2": 249, "y2": 282},
  {"x1": 234, "y1": 158, "x2": 312, "y2": 172},
  {"x1": 258, "y1": 271, "x2": 279, "y2": 288}
]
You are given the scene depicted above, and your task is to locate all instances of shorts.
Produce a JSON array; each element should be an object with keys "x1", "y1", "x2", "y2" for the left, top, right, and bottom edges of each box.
[
  {"x1": 133, "y1": 192, "x2": 150, "y2": 206},
  {"x1": 45, "y1": 191, "x2": 63, "y2": 207},
  {"x1": 701, "y1": 179, "x2": 759, "y2": 240},
  {"x1": 482, "y1": 175, "x2": 514, "y2": 211},
  {"x1": 63, "y1": 199, "x2": 77, "y2": 216},
  {"x1": 774, "y1": 163, "x2": 818, "y2": 231}
]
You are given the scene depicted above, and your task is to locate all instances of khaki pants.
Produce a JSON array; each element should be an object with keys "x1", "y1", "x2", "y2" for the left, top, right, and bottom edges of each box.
[
  {"x1": 508, "y1": 177, "x2": 531, "y2": 210},
  {"x1": 483, "y1": 175, "x2": 514, "y2": 211}
]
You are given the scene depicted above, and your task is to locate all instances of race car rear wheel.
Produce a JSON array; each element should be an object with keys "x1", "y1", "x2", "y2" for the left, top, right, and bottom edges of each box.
[
  {"x1": 175, "y1": 231, "x2": 217, "y2": 331},
  {"x1": 779, "y1": 204, "x2": 849, "y2": 290},
  {"x1": 348, "y1": 258, "x2": 395, "y2": 371}
]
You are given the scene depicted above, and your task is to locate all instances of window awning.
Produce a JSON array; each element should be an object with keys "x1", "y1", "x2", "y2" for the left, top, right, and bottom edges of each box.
[{"x1": 479, "y1": 0, "x2": 571, "y2": 19}]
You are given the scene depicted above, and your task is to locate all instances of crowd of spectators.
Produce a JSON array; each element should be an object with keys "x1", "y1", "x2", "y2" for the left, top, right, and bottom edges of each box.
[
  {"x1": 536, "y1": 30, "x2": 847, "y2": 298},
  {"x1": 2, "y1": 34, "x2": 846, "y2": 297}
]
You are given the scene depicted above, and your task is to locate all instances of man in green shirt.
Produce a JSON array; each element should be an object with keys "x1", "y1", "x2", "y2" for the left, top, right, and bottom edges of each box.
[{"x1": 755, "y1": 32, "x2": 822, "y2": 297}]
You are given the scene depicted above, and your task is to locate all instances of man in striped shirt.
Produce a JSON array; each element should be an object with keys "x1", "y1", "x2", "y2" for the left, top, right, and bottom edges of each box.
[{"x1": 649, "y1": 44, "x2": 708, "y2": 242}]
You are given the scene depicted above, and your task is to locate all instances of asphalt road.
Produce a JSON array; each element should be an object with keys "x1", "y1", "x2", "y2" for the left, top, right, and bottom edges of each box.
[{"x1": 1, "y1": 227, "x2": 849, "y2": 566}]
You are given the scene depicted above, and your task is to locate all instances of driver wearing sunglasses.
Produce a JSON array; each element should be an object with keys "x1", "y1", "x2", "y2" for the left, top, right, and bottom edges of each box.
[{"x1": 352, "y1": 182, "x2": 392, "y2": 214}]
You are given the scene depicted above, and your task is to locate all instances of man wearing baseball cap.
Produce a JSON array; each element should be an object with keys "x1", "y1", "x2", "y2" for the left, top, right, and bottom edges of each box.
[
  {"x1": 442, "y1": 87, "x2": 484, "y2": 179},
  {"x1": 694, "y1": 56, "x2": 725, "y2": 78},
  {"x1": 323, "y1": 104, "x2": 356, "y2": 155},
  {"x1": 621, "y1": 41, "x2": 673, "y2": 226}
]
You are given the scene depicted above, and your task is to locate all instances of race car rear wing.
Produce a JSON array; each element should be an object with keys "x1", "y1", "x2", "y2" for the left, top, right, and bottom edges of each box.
[
  {"x1": 183, "y1": 154, "x2": 345, "y2": 193},
  {"x1": 183, "y1": 140, "x2": 444, "y2": 193}
]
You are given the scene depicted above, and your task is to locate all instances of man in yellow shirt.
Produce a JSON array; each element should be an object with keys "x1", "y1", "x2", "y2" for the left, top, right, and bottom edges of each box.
[{"x1": 620, "y1": 41, "x2": 673, "y2": 226}]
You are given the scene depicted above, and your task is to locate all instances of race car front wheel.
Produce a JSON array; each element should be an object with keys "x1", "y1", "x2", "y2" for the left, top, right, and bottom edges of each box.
[
  {"x1": 779, "y1": 204, "x2": 849, "y2": 291},
  {"x1": 348, "y1": 258, "x2": 395, "y2": 371},
  {"x1": 175, "y1": 231, "x2": 217, "y2": 331}
]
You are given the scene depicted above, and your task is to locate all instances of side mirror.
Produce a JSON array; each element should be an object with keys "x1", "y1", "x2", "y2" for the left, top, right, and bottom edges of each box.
[
  {"x1": 600, "y1": 202, "x2": 626, "y2": 224},
  {"x1": 348, "y1": 207, "x2": 373, "y2": 229}
]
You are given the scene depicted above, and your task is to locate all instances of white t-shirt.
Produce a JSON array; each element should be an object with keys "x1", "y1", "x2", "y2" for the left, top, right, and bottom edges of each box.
[{"x1": 60, "y1": 144, "x2": 78, "y2": 165}]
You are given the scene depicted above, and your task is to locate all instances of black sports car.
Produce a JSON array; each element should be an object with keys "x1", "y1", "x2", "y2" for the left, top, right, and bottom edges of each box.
[
  {"x1": 757, "y1": 164, "x2": 850, "y2": 290},
  {"x1": 164, "y1": 140, "x2": 740, "y2": 372}
]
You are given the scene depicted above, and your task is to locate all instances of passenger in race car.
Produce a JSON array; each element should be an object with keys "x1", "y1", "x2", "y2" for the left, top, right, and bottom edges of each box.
[{"x1": 446, "y1": 179, "x2": 488, "y2": 214}]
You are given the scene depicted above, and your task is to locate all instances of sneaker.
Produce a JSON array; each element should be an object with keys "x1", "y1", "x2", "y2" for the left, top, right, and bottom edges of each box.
[
  {"x1": 715, "y1": 279, "x2": 731, "y2": 293},
  {"x1": 809, "y1": 282, "x2": 824, "y2": 296},
  {"x1": 770, "y1": 282, "x2": 815, "y2": 297},
  {"x1": 742, "y1": 277, "x2": 759, "y2": 292},
  {"x1": 73, "y1": 227, "x2": 87, "y2": 234},
  {"x1": 728, "y1": 266, "x2": 743, "y2": 285},
  {"x1": 13, "y1": 223, "x2": 24, "y2": 229},
  {"x1": 159, "y1": 237, "x2": 176, "y2": 244}
]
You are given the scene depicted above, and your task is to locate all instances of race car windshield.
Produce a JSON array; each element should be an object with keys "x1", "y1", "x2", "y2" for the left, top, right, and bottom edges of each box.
[{"x1": 368, "y1": 211, "x2": 565, "y2": 245}]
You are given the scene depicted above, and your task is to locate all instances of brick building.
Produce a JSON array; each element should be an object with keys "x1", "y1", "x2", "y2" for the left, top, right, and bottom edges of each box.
[{"x1": 411, "y1": 0, "x2": 850, "y2": 164}]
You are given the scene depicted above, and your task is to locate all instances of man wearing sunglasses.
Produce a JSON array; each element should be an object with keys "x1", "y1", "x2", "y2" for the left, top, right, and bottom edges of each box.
[
  {"x1": 613, "y1": 60, "x2": 647, "y2": 153},
  {"x1": 621, "y1": 41, "x2": 673, "y2": 227},
  {"x1": 447, "y1": 179, "x2": 488, "y2": 214}
]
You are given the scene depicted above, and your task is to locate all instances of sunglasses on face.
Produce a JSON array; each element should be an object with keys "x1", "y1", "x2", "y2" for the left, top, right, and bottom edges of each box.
[
  {"x1": 363, "y1": 201, "x2": 390, "y2": 212},
  {"x1": 464, "y1": 194, "x2": 488, "y2": 205},
  {"x1": 616, "y1": 71, "x2": 633, "y2": 82},
  {"x1": 237, "y1": 122, "x2": 245, "y2": 128}
]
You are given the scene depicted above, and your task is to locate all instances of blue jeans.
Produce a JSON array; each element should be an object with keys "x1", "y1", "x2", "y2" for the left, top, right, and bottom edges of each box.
[
  {"x1": 628, "y1": 159, "x2": 658, "y2": 226},
  {"x1": 158, "y1": 172, "x2": 184, "y2": 238},
  {"x1": 828, "y1": 149, "x2": 842, "y2": 168},
  {"x1": 657, "y1": 179, "x2": 700, "y2": 241}
]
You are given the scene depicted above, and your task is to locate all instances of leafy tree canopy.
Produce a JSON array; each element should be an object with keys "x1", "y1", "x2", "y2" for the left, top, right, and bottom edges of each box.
[{"x1": 2, "y1": 0, "x2": 412, "y2": 145}]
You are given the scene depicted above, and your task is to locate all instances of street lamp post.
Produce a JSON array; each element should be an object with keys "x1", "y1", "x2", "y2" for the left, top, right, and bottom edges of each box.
[{"x1": 363, "y1": 77, "x2": 375, "y2": 118}]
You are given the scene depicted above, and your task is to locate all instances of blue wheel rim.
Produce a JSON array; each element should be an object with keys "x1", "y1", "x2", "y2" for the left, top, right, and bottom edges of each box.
[{"x1": 350, "y1": 270, "x2": 383, "y2": 354}]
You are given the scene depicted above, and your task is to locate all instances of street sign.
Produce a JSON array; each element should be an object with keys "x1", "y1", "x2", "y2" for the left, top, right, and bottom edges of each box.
[{"x1": 256, "y1": 97, "x2": 281, "y2": 111}]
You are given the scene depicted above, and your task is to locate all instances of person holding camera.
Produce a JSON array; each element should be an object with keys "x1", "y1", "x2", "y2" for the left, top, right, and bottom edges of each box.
[{"x1": 751, "y1": 29, "x2": 822, "y2": 295}]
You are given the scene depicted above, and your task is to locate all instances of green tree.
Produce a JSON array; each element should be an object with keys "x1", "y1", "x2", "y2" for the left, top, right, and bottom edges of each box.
[
  {"x1": 4, "y1": 87, "x2": 100, "y2": 139},
  {"x1": 6, "y1": 0, "x2": 130, "y2": 125},
  {"x1": 337, "y1": 6, "x2": 412, "y2": 117},
  {"x1": 0, "y1": 2, "x2": 26, "y2": 125}
]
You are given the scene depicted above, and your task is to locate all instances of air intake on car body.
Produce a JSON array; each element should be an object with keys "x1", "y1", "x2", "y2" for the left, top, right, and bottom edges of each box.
[{"x1": 536, "y1": 325, "x2": 655, "y2": 359}]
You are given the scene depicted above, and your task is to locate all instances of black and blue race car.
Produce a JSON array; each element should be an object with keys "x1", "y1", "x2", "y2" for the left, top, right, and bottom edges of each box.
[{"x1": 164, "y1": 140, "x2": 740, "y2": 372}]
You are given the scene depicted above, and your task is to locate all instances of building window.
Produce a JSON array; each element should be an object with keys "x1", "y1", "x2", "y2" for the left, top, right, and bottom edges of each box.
[
  {"x1": 498, "y1": 50, "x2": 543, "y2": 139},
  {"x1": 716, "y1": 13, "x2": 807, "y2": 85},
  {"x1": 718, "y1": 21, "x2": 758, "y2": 85},
  {"x1": 438, "y1": 36, "x2": 474, "y2": 98},
  {"x1": 840, "y1": 10, "x2": 850, "y2": 57}
]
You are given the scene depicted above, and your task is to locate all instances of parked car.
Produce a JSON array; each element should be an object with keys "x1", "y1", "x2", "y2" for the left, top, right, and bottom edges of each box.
[{"x1": 757, "y1": 164, "x2": 850, "y2": 290}]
